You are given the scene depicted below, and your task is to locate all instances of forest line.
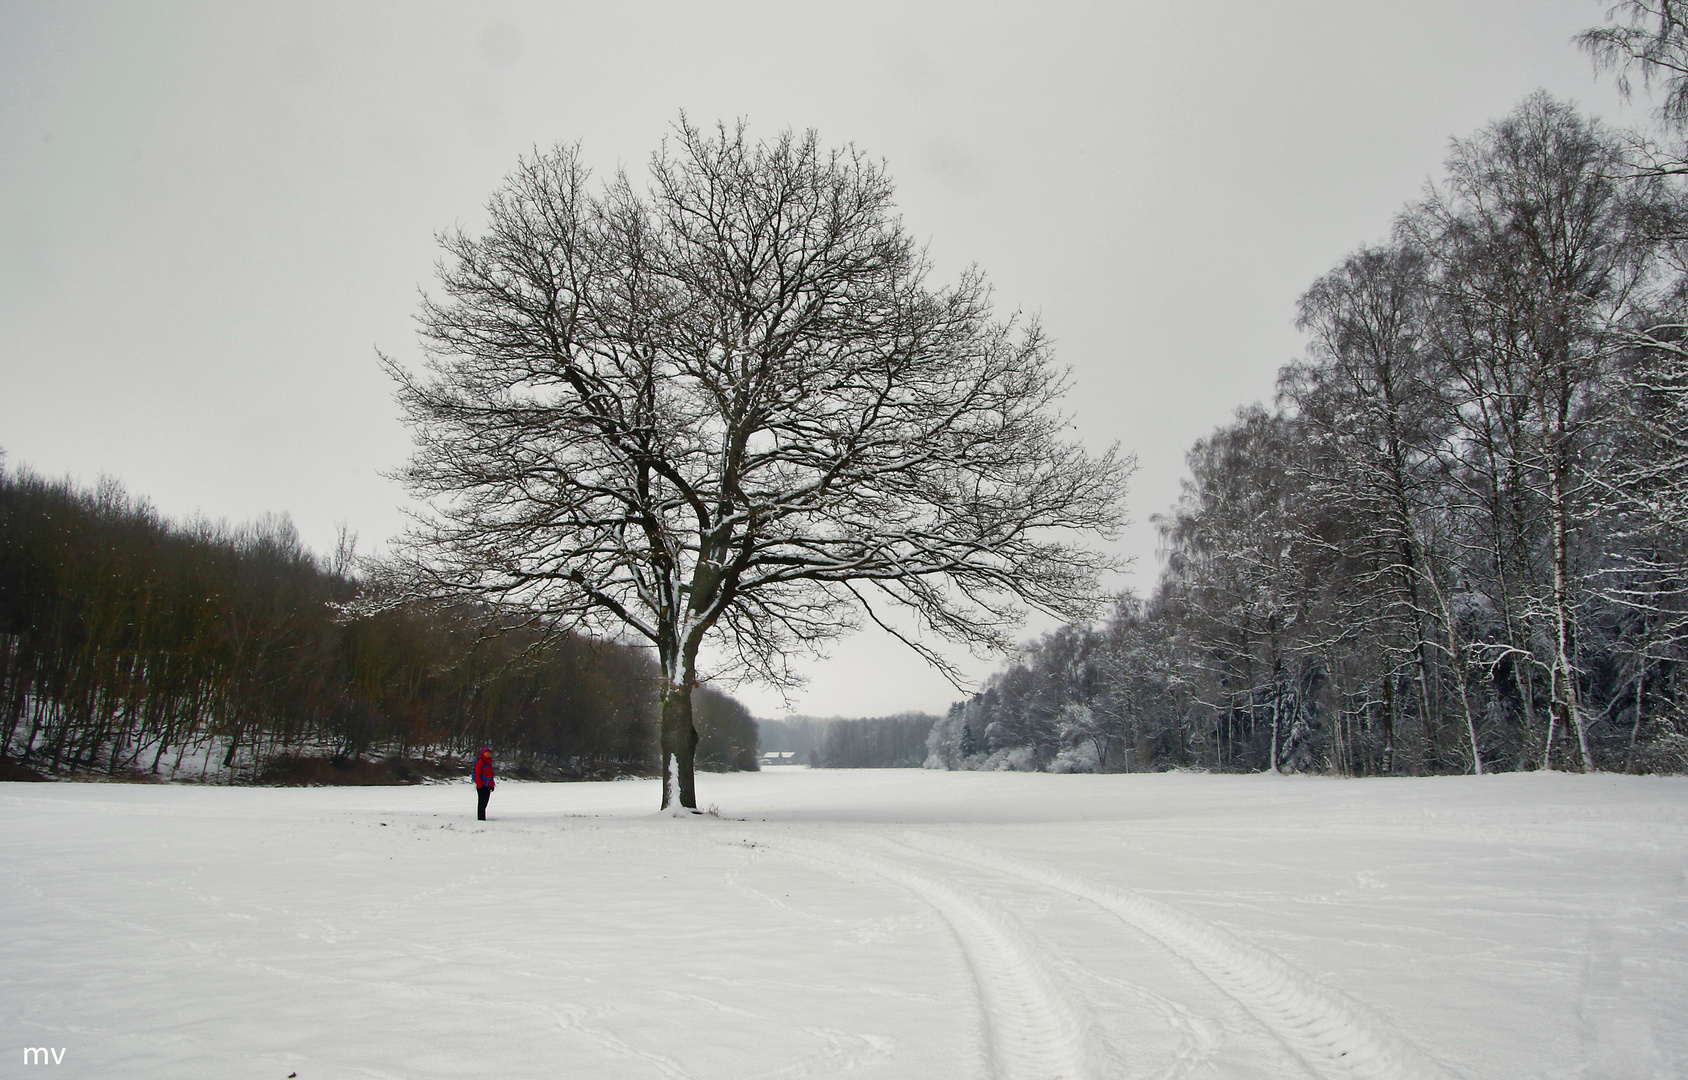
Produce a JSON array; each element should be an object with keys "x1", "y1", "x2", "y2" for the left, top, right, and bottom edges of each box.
[
  {"x1": 0, "y1": 467, "x2": 758, "y2": 781},
  {"x1": 930, "y1": 90, "x2": 1688, "y2": 777}
]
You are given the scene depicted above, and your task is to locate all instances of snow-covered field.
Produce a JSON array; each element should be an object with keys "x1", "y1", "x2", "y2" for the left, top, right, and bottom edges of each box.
[{"x1": 4, "y1": 769, "x2": 1686, "y2": 1079}]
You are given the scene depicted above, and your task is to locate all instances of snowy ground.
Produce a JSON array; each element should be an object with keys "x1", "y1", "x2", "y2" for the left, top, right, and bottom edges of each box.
[{"x1": 4, "y1": 769, "x2": 1686, "y2": 1080}]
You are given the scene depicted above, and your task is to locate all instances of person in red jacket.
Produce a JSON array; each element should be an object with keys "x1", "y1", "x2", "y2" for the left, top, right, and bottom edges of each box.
[{"x1": 473, "y1": 747, "x2": 495, "y2": 820}]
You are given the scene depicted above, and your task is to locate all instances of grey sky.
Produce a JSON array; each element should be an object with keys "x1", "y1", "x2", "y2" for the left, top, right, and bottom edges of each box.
[{"x1": 0, "y1": 1, "x2": 1648, "y2": 718}]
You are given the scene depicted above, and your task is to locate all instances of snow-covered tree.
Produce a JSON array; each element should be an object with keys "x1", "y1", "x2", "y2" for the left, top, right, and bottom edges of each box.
[
  {"x1": 926, "y1": 91, "x2": 1688, "y2": 780},
  {"x1": 1404, "y1": 94, "x2": 1661, "y2": 769}
]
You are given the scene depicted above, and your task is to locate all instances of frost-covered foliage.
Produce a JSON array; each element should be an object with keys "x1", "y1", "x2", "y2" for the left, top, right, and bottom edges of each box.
[
  {"x1": 1051, "y1": 704, "x2": 1105, "y2": 773},
  {"x1": 932, "y1": 93, "x2": 1688, "y2": 777}
]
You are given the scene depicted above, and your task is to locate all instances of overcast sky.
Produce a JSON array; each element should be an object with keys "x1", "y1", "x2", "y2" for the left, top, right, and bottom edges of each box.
[{"x1": 0, "y1": 1, "x2": 1654, "y2": 719}]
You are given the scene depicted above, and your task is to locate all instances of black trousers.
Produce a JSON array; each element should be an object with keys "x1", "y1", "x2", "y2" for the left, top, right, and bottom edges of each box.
[{"x1": 477, "y1": 785, "x2": 492, "y2": 820}]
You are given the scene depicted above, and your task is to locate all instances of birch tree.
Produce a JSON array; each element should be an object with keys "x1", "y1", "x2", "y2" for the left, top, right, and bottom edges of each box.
[
  {"x1": 1404, "y1": 94, "x2": 1656, "y2": 770},
  {"x1": 386, "y1": 121, "x2": 1129, "y2": 809},
  {"x1": 1580, "y1": 0, "x2": 1688, "y2": 172},
  {"x1": 1284, "y1": 243, "x2": 1485, "y2": 773}
]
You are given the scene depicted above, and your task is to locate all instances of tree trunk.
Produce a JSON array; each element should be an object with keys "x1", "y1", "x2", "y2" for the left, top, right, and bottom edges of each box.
[
  {"x1": 1380, "y1": 669, "x2": 1396, "y2": 776},
  {"x1": 1625, "y1": 661, "x2": 1645, "y2": 775},
  {"x1": 1547, "y1": 432, "x2": 1592, "y2": 773},
  {"x1": 1420, "y1": 547, "x2": 1484, "y2": 774},
  {"x1": 658, "y1": 649, "x2": 700, "y2": 811},
  {"x1": 222, "y1": 722, "x2": 242, "y2": 770},
  {"x1": 1399, "y1": 540, "x2": 1438, "y2": 763}
]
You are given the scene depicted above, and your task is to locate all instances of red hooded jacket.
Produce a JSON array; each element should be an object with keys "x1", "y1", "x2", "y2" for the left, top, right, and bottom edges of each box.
[{"x1": 473, "y1": 752, "x2": 495, "y2": 789}]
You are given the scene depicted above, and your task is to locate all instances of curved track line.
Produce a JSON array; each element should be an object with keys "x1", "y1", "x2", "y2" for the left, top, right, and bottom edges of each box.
[
  {"x1": 888, "y1": 834, "x2": 1460, "y2": 1080},
  {"x1": 774, "y1": 836, "x2": 1102, "y2": 1080},
  {"x1": 1060, "y1": 960, "x2": 1223, "y2": 1080}
]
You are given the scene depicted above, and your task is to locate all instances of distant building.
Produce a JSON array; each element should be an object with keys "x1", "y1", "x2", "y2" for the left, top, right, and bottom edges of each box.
[{"x1": 759, "y1": 751, "x2": 798, "y2": 767}]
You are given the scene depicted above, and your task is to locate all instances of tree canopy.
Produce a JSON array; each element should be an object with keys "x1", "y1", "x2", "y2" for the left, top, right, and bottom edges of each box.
[{"x1": 387, "y1": 120, "x2": 1130, "y2": 808}]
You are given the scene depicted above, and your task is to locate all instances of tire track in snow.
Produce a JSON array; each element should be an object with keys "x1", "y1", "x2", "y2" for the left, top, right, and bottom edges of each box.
[
  {"x1": 888, "y1": 834, "x2": 1459, "y2": 1080},
  {"x1": 1059, "y1": 961, "x2": 1223, "y2": 1080},
  {"x1": 774, "y1": 836, "x2": 1103, "y2": 1080}
]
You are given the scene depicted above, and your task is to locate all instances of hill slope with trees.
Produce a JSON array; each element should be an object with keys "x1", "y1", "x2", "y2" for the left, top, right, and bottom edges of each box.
[{"x1": 0, "y1": 466, "x2": 756, "y2": 782}]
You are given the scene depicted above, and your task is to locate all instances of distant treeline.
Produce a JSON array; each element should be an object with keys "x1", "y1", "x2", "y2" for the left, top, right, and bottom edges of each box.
[
  {"x1": 816, "y1": 714, "x2": 936, "y2": 768},
  {"x1": 0, "y1": 467, "x2": 756, "y2": 780},
  {"x1": 759, "y1": 714, "x2": 937, "y2": 768},
  {"x1": 755, "y1": 716, "x2": 829, "y2": 760},
  {"x1": 928, "y1": 96, "x2": 1688, "y2": 778}
]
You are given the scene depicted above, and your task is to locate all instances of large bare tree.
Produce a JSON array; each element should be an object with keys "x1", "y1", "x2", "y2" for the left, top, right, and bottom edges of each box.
[{"x1": 385, "y1": 121, "x2": 1130, "y2": 809}]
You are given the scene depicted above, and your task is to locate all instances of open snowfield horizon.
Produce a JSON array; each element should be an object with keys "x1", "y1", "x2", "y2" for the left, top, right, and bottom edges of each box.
[{"x1": 4, "y1": 769, "x2": 1685, "y2": 1079}]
